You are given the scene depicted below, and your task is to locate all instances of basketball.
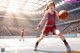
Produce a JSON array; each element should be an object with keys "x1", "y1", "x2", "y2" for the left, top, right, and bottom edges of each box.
[{"x1": 58, "y1": 10, "x2": 68, "y2": 20}]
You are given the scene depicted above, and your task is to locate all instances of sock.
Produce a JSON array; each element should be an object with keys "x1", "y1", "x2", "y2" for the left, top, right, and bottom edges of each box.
[
  {"x1": 63, "y1": 39, "x2": 68, "y2": 45},
  {"x1": 35, "y1": 41, "x2": 39, "y2": 47}
]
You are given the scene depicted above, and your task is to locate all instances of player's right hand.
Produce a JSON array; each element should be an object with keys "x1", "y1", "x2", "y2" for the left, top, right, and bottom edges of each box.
[{"x1": 59, "y1": 19, "x2": 63, "y2": 21}]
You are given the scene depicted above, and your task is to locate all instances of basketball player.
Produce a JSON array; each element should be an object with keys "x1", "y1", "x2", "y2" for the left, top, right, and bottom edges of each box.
[
  {"x1": 34, "y1": 1, "x2": 71, "y2": 52},
  {"x1": 19, "y1": 28, "x2": 24, "y2": 41}
]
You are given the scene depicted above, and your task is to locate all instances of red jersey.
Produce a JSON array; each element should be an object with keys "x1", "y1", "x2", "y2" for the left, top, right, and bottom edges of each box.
[
  {"x1": 42, "y1": 11, "x2": 57, "y2": 35},
  {"x1": 21, "y1": 31, "x2": 24, "y2": 37},
  {"x1": 45, "y1": 12, "x2": 56, "y2": 26}
]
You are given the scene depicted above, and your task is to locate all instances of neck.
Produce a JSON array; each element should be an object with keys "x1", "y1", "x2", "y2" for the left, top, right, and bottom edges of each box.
[{"x1": 48, "y1": 9, "x2": 55, "y2": 14}]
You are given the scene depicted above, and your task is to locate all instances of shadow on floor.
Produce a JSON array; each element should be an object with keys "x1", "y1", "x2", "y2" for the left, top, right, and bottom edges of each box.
[{"x1": 33, "y1": 49, "x2": 80, "y2": 53}]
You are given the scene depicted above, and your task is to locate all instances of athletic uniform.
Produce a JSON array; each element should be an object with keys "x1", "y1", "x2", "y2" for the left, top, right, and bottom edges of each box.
[
  {"x1": 42, "y1": 12, "x2": 57, "y2": 35},
  {"x1": 21, "y1": 31, "x2": 24, "y2": 38},
  {"x1": 34, "y1": 11, "x2": 71, "y2": 52}
]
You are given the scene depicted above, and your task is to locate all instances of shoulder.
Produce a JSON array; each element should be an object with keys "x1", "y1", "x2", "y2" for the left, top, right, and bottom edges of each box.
[{"x1": 44, "y1": 10, "x2": 49, "y2": 16}]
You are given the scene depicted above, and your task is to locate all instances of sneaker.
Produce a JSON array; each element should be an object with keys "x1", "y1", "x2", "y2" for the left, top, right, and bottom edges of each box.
[
  {"x1": 66, "y1": 44, "x2": 71, "y2": 52},
  {"x1": 34, "y1": 46, "x2": 37, "y2": 51},
  {"x1": 19, "y1": 39, "x2": 21, "y2": 41}
]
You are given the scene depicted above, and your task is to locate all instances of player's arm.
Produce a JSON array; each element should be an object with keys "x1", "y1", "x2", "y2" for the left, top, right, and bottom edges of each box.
[
  {"x1": 55, "y1": 11, "x2": 63, "y2": 21},
  {"x1": 38, "y1": 12, "x2": 48, "y2": 26},
  {"x1": 36, "y1": 12, "x2": 48, "y2": 30}
]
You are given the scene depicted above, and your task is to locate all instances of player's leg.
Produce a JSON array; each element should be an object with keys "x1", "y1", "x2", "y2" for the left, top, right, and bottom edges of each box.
[
  {"x1": 54, "y1": 29, "x2": 71, "y2": 52},
  {"x1": 58, "y1": 33, "x2": 71, "y2": 52},
  {"x1": 34, "y1": 26, "x2": 50, "y2": 51},
  {"x1": 22, "y1": 37, "x2": 24, "y2": 41},
  {"x1": 19, "y1": 37, "x2": 21, "y2": 41},
  {"x1": 34, "y1": 34, "x2": 46, "y2": 51},
  {"x1": 19, "y1": 36, "x2": 24, "y2": 41},
  {"x1": 22, "y1": 35, "x2": 24, "y2": 41}
]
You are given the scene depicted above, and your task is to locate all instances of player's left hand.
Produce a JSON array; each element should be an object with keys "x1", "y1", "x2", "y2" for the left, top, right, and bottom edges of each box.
[{"x1": 59, "y1": 19, "x2": 63, "y2": 21}]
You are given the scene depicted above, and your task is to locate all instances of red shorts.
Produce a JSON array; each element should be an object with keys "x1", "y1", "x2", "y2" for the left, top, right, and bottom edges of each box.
[
  {"x1": 21, "y1": 35, "x2": 24, "y2": 38},
  {"x1": 42, "y1": 25, "x2": 57, "y2": 36}
]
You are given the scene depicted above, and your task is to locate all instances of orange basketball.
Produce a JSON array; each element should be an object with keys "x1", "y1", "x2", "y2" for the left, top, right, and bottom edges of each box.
[{"x1": 58, "y1": 10, "x2": 68, "y2": 20}]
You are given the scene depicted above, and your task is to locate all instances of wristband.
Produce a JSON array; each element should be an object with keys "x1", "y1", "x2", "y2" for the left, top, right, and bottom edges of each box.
[{"x1": 38, "y1": 25, "x2": 41, "y2": 28}]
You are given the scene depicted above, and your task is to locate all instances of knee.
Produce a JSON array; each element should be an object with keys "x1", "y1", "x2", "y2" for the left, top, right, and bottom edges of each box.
[{"x1": 55, "y1": 29, "x2": 60, "y2": 35}]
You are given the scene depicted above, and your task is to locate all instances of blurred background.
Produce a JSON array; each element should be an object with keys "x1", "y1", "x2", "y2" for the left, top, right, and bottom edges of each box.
[{"x1": 0, "y1": 0, "x2": 80, "y2": 38}]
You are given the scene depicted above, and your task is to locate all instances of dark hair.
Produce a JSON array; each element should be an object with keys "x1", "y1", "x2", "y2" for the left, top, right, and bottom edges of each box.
[
  {"x1": 22, "y1": 28, "x2": 24, "y2": 31},
  {"x1": 44, "y1": 1, "x2": 55, "y2": 12}
]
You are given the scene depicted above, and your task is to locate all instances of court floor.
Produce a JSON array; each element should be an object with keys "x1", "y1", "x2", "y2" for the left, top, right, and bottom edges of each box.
[{"x1": 0, "y1": 38, "x2": 80, "y2": 53}]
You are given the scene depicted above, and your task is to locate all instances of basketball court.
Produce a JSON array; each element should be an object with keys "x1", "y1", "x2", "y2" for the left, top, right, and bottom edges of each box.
[
  {"x1": 0, "y1": 38, "x2": 80, "y2": 53},
  {"x1": 0, "y1": 0, "x2": 80, "y2": 53}
]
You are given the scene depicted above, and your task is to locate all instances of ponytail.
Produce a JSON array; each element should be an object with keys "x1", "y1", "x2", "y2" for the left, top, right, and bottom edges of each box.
[
  {"x1": 44, "y1": 1, "x2": 55, "y2": 13},
  {"x1": 44, "y1": 6, "x2": 49, "y2": 13}
]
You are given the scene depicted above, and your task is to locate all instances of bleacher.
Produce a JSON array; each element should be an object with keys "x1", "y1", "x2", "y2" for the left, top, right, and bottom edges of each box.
[{"x1": 0, "y1": 11, "x2": 80, "y2": 37}]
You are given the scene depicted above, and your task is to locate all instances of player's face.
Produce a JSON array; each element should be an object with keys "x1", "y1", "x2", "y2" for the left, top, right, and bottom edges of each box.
[{"x1": 49, "y1": 5, "x2": 55, "y2": 11}]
